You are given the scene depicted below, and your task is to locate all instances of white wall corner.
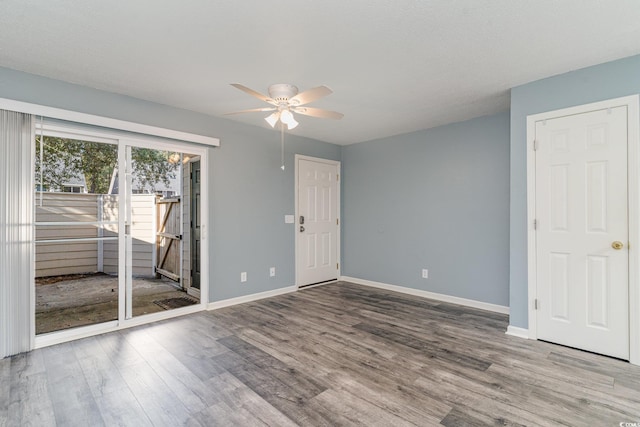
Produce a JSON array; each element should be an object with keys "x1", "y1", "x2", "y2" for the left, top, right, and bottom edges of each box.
[
  {"x1": 207, "y1": 285, "x2": 297, "y2": 310},
  {"x1": 505, "y1": 325, "x2": 529, "y2": 339},
  {"x1": 340, "y1": 276, "x2": 509, "y2": 315}
]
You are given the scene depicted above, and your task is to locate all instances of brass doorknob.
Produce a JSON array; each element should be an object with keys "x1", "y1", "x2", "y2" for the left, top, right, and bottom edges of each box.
[{"x1": 612, "y1": 241, "x2": 624, "y2": 250}]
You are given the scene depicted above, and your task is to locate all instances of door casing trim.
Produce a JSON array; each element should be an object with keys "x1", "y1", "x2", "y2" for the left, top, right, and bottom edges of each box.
[
  {"x1": 294, "y1": 154, "x2": 341, "y2": 288},
  {"x1": 526, "y1": 94, "x2": 640, "y2": 365}
]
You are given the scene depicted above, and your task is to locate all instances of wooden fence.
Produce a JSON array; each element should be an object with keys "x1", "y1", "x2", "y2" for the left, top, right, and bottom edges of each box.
[{"x1": 35, "y1": 192, "x2": 156, "y2": 278}]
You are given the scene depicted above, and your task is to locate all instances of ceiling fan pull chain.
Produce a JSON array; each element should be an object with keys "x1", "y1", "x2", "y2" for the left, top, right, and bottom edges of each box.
[{"x1": 281, "y1": 122, "x2": 285, "y2": 171}]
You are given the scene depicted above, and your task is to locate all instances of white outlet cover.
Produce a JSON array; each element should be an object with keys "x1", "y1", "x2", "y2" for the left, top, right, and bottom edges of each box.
[
  {"x1": 285, "y1": 215, "x2": 295, "y2": 224},
  {"x1": 270, "y1": 267, "x2": 276, "y2": 277},
  {"x1": 422, "y1": 269, "x2": 429, "y2": 279},
  {"x1": 241, "y1": 272, "x2": 247, "y2": 282}
]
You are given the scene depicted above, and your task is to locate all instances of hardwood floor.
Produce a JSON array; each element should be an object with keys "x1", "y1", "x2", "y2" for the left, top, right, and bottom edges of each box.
[{"x1": 2, "y1": 281, "x2": 640, "y2": 426}]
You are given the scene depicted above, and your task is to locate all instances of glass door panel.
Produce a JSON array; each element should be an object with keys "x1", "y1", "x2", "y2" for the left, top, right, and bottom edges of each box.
[
  {"x1": 34, "y1": 135, "x2": 119, "y2": 334},
  {"x1": 124, "y1": 146, "x2": 200, "y2": 318}
]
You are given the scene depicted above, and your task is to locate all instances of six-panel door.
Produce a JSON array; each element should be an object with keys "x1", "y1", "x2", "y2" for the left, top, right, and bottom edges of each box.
[
  {"x1": 535, "y1": 106, "x2": 629, "y2": 359},
  {"x1": 297, "y1": 158, "x2": 339, "y2": 286}
]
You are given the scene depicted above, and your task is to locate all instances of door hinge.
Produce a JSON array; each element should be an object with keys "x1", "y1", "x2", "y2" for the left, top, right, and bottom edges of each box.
[
  {"x1": 534, "y1": 299, "x2": 539, "y2": 310},
  {"x1": 337, "y1": 263, "x2": 339, "y2": 270},
  {"x1": 337, "y1": 174, "x2": 339, "y2": 181},
  {"x1": 337, "y1": 218, "x2": 339, "y2": 225},
  {"x1": 533, "y1": 219, "x2": 537, "y2": 230},
  {"x1": 533, "y1": 140, "x2": 539, "y2": 151}
]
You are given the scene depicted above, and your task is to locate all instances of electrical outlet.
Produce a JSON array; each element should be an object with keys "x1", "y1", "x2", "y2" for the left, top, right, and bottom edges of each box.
[
  {"x1": 240, "y1": 272, "x2": 247, "y2": 282},
  {"x1": 270, "y1": 267, "x2": 276, "y2": 277},
  {"x1": 422, "y1": 269, "x2": 428, "y2": 279}
]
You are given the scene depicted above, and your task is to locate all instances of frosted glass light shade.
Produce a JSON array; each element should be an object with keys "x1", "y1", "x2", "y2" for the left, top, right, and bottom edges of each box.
[
  {"x1": 265, "y1": 112, "x2": 280, "y2": 127},
  {"x1": 280, "y1": 110, "x2": 299, "y2": 130}
]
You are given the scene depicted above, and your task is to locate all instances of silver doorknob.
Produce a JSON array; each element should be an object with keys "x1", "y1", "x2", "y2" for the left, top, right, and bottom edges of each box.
[
  {"x1": 612, "y1": 241, "x2": 623, "y2": 250},
  {"x1": 300, "y1": 225, "x2": 305, "y2": 232}
]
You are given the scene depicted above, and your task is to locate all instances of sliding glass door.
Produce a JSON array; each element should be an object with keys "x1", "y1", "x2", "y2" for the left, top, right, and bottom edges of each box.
[{"x1": 35, "y1": 127, "x2": 204, "y2": 337}]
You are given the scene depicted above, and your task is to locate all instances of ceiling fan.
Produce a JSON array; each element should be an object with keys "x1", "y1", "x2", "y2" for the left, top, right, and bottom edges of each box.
[{"x1": 226, "y1": 83, "x2": 344, "y2": 130}]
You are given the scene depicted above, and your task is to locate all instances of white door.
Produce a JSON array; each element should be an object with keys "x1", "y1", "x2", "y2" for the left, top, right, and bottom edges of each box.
[
  {"x1": 296, "y1": 157, "x2": 339, "y2": 286},
  {"x1": 535, "y1": 106, "x2": 629, "y2": 359}
]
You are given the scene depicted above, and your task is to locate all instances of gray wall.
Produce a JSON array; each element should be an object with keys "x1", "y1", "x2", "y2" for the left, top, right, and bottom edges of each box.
[
  {"x1": 342, "y1": 112, "x2": 510, "y2": 306},
  {"x1": 0, "y1": 67, "x2": 341, "y2": 303},
  {"x1": 211, "y1": 120, "x2": 340, "y2": 300},
  {"x1": 509, "y1": 54, "x2": 640, "y2": 328}
]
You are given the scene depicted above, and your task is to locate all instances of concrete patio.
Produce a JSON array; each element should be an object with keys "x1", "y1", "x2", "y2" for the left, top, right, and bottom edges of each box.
[{"x1": 36, "y1": 273, "x2": 198, "y2": 334}]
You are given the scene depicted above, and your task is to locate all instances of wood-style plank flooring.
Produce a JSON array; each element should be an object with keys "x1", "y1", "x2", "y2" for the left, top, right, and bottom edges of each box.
[{"x1": 2, "y1": 282, "x2": 640, "y2": 426}]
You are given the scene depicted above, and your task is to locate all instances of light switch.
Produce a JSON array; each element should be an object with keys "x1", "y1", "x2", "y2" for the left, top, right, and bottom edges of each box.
[{"x1": 285, "y1": 215, "x2": 295, "y2": 224}]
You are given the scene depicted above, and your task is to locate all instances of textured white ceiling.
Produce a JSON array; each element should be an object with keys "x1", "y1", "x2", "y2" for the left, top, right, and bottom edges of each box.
[{"x1": 1, "y1": 1, "x2": 640, "y2": 145}]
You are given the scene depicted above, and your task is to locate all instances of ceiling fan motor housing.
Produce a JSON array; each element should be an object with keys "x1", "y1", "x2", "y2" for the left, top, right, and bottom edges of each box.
[{"x1": 268, "y1": 84, "x2": 299, "y2": 103}]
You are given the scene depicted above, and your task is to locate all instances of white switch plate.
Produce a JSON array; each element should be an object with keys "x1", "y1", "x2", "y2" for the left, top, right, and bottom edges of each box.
[
  {"x1": 270, "y1": 267, "x2": 276, "y2": 277},
  {"x1": 285, "y1": 215, "x2": 295, "y2": 224},
  {"x1": 241, "y1": 272, "x2": 247, "y2": 282},
  {"x1": 422, "y1": 269, "x2": 428, "y2": 279}
]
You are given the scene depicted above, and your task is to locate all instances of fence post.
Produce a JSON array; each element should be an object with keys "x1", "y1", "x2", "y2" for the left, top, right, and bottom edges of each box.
[
  {"x1": 97, "y1": 194, "x2": 104, "y2": 272},
  {"x1": 154, "y1": 195, "x2": 161, "y2": 279}
]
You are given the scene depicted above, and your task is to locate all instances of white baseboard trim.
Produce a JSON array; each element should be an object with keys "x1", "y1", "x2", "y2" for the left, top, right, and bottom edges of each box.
[
  {"x1": 340, "y1": 276, "x2": 510, "y2": 315},
  {"x1": 505, "y1": 325, "x2": 529, "y2": 339},
  {"x1": 207, "y1": 285, "x2": 297, "y2": 310}
]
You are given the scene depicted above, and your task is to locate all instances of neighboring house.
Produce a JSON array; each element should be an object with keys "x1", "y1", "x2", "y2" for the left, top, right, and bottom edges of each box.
[
  {"x1": 39, "y1": 164, "x2": 180, "y2": 196},
  {"x1": 36, "y1": 169, "x2": 87, "y2": 193},
  {"x1": 109, "y1": 166, "x2": 180, "y2": 198}
]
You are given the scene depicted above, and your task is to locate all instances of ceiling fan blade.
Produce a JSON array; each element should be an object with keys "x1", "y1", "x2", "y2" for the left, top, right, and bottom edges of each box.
[
  {"x1": 292, "y1": 107, "x2": 344, "y2": 120},
  {"x1": 289, "y1": 86, "x2": 333, "y2": 106},
  {"x1": 230, "y1": 84, "x2": 276, "y2": 105},
  {"x1": 224, "y1": 107, "x2": 276, "y2": 115}
]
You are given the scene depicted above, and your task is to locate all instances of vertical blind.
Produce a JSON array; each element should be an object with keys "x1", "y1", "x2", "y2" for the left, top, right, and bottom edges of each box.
[{"x1": 0, "y1": 110, "x2": 34, "y2": 358}]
